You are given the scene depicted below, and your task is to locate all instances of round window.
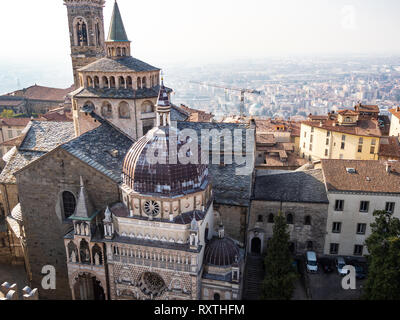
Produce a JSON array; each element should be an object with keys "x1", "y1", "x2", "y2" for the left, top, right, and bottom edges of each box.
[{"x1": 144, "y1": 200, "x2": 160, "y2": 217}]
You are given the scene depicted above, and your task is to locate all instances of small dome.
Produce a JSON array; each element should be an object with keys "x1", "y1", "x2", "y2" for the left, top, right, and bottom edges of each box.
[
  {"x1": 122, "y1": 126, "x2": 209, "y2": 197},
  {"x1": 204, "y1": 237, "x2": 240, "y2": 267}
]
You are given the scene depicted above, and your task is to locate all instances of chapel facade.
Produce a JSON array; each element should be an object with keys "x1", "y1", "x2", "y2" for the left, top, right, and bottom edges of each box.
[{"x1": 63, "y1": 81, "x2": 243, "y2": 300}]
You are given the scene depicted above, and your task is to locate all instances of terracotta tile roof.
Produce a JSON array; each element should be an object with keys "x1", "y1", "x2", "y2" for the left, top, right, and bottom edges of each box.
[
  {"x1": 338, "y1": 109, "x2": 358, "y2": 116},
  {"x1": 302, "y1": 118, "x2": 383, "y2": 137},
  {"x1": 0, "y1": 99, "x2": 24, "y2": 107},
  {"x1": 0, "y1": 118, "x2": 31, "y2": 127},
  {"x1": 379, "y1": 136, "x2": 400, "y2": 159},
  {"x1": 255, "y1": 118, "x2": 301, "y2": 136},
  {"x1": 355, "y1": 104, "x2": 380, "y2": 113},
  {"x1": 256, "y1": 133, "x2": 275, "y2": 145},
  {"x1": 178, "y1": 104, "x2": 214, "y2": 122},
  {"x1": 321, "y1": 159, "x2": 400, "y2": 194},
  {"x1": 5, "y1": 85, "x2": 75, "y2": 101},
  {"x1": 389, "y1": 108, "x2": 400, "y2": 119}
]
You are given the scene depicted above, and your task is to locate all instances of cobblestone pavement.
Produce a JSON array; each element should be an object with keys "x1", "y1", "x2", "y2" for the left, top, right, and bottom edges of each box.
[{"x1": 0, "y1": 263, "x2": 28, "y2": 299}]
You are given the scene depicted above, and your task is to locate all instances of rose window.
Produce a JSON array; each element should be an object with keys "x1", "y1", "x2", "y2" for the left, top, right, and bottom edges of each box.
[{"x1": 144, "y1": 200, "x2": 160, "y2": 217}]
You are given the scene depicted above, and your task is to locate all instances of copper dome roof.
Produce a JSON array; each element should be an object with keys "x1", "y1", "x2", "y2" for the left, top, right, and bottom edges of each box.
[
  {"x1": 122, "y1": 126, "x2": 209, "y2": 196},
  {"x1": 204, "y1": 237, "x2": 240, "y2": 267}
]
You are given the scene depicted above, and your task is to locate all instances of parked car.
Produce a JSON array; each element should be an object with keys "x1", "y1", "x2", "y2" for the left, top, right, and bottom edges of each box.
[
  {"x1": 320, "y1": 257, "x2": 334, "y2": 273},
  {"x1": 306, "y1": 251, "x2": 318, "y2": 273},
  {"x1": 355, "y1": 265, "x2": 367, "y2": 279},
  {"x1": 335, "y1": 257, "x2": 349, "y2": 276}
]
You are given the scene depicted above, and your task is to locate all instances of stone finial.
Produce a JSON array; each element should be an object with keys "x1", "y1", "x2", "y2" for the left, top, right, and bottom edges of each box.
[{"x1": 22, "y1": 286, "x2": 39, "y2": 300}]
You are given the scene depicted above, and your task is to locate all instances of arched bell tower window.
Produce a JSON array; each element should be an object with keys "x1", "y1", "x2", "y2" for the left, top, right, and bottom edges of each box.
[
  {"x1": 75, "y1": 18, "x2": 88, "y2": 46},
  {"x1": 137, "y1": 77, "x2": 142, "y2": 89},
  {"x1": 62, "y1": 191, "x2": 76, "y2": 219},
  {"x1": 95, "y1": 19, "x2": 101, "y2": 46}
]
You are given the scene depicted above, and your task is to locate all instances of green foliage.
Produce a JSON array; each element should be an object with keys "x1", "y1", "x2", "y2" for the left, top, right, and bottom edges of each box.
[
  {"x1": 261, "y1": 211, "x2": 297, "y2": 300},
  {"x1": 0, "y1": 109, "x2": 15, "y2": 118},
  {"x1": 363, "y1": 210, "x2": 400, "y2": 300}
]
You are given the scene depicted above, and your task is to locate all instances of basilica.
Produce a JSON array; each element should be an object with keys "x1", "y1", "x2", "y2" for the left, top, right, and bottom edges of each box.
[{"x1": 0, "y1": 0, "x2": 252, "y2": 300}]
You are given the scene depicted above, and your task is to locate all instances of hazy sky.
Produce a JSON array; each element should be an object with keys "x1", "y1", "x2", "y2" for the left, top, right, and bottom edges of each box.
[{"x1": 1, "y1": 0, "x2": 400, "y2": 88}]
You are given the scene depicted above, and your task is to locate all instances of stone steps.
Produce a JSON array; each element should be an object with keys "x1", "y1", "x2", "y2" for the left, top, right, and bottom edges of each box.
[{"x1": 243, "y1": 254, "x2": 264, "y2": 300}]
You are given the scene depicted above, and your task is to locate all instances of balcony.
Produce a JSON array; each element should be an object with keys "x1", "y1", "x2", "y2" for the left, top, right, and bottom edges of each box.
[{"x1": 113, "y1": 254, "x2": 192, "y2": 273}]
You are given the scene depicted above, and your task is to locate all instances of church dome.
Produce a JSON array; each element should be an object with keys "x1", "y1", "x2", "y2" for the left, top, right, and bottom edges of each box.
[
  {"x1": 204, "y1": 237, "x2": 241, "y2": 267},
  {"x1": 122, "y1": 126, "x2": 209, "y2": 197}
]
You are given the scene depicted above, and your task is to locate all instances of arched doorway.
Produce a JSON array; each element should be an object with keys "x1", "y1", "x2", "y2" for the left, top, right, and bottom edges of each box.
[
  {"x1": 251, "y1": 237, "x2": 261, "y2": 255},
  {"x1": 73, "y1": 273, "x2": 105, "y2": 300}
]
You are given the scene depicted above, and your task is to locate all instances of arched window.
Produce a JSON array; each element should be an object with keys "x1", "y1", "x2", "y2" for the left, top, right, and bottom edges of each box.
[
  {"x1": 62, "y1": 191, "x2": 76, "y2": 219},
  {"x1": 126, "y1": 76, "x2": 133, "y2": 89},
  {"x1": 286, "y1": 213, "x2": 294, "y2": 225},
  {"x1": 76, "y1": 19, "x2": 88, "y2": 46},
  {"x1": 67, "y1": 241, "x2": 78, "y2": 262},
  {"x1": 118, "y1": 101, "x2": 130, "y2": 119},
  {"x1": 268, "y1": 213, "x2": 274, "y2": 223},
  {"x1": 142, "y1": 77, "x2": 147, "y2": 89},
  {"x1": 304, "y1": 215, "x2": 311, "y2": 225},
  {"x1": 87, "y1": 76, "x2": 93, "y2": 88},
  {"x1": 102, "y1": 76, "x2": 109, "y2": 88},
  {"x1": 101, "y1": 102, "x2": 113, "y2": 118},
  {"x1": 137, "y1": 77, "x2": 142, "y2": 89},
  {"x1": 257, "y1": 215, "x2": 263, "y2": 223},
  {"x1": 119, "y1": 76, "x2": 125, "y2": 88},
  {"x1": 92, "y1": 244, "x2": 103, "y2": 265},
  {"x1": 214, "y1": 293, "x2": 220, "y2": 300},
  {"x1": 94, "y1": 76, "x2": 99, "y2": 88},
  {"x1": 122, "y1": 47, "x2": 126, "y2": 56},
  {"x1": 116, "y1": 47, "x2": 121, "y2": 56},
  {"x1": 80, "y1": 239, "x2": 90, "y2": 264},
  {"x1": 141, "y1": 101, "x2": 154, "y2": 113},
  {"x1": 95, "y1": 21, "x2": 101, "y2": 46},
  {"x1": 110, "y1": 77, "x2": 116, "y2": 88}
]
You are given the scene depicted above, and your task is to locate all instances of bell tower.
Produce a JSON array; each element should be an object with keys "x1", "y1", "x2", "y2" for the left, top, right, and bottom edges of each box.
[{"x1": 64, "y1": 0, "x2": 106, "y2": 88}]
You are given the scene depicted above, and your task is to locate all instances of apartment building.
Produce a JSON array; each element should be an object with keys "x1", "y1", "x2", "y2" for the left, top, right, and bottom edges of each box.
[
  {"x1": 300, "y1": 104, "x2": 389, "y2": 161},
  {"x1": 389, "y1": 107, "x2": 400, "y2": 137},
  {"x1": 321, "y1": 159, "x2": 400, "y2": 257}
]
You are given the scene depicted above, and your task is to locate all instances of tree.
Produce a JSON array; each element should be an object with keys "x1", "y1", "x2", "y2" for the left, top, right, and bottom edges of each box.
[
  {"x1": 261, "y1": 211, "x2": 297, "y2": 300},
  {"x1": 0, "y1": 109, "x2": 14, "y2": 118},
  {"x1": 363, "y1": 210, "x2": 400, "y2": 300}
]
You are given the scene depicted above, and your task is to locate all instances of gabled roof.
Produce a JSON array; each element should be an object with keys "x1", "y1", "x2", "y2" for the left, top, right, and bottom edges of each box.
[
  {"x1": 3, "y1": 84, "x2": 75, "y2": 102},
  {"x1": 322, "y1": 159, "x2": 400, "y2": 194},
  {"x1": 107, "y1": 1, "x2": 129, "y2": 42},
  {"x1": 19, "y1": 121, "x2": 75, "y2": 152},
  {"x1": 0, "y1": 121, "x2": 75, "y2": 184},
  {"x1": 253, "y1": 169, "x2": 328, "y2": 203},
  {"x1": 78, "y1": 56, "x2": 159, "y2": 73},
  {"x1": 61, "y1": 120, "x2": 134, "y2": 183},
  {"x1": 0, "y1": 118, "x2": 31, "y2": 127}
]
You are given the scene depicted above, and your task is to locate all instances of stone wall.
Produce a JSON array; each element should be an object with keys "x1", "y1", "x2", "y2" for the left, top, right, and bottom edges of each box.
[
  {"x1": 214, "y1": 204, "x2": 247, "y2": 245},
  {"x1": 249, "y1": 200, "x2": 328, "y2": 255},
  {"x1": 15, "y1": 148, "x2": 121, "y2": 300}
]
